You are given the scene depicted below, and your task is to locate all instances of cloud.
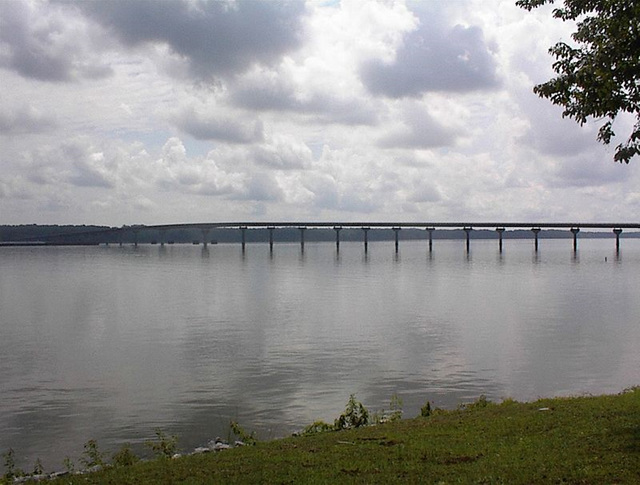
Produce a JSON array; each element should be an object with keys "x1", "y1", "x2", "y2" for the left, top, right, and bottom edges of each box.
[
  {"x1": 251, "y1": 134, "x2": 313, "y2": 170},
  {"x1": 517, "y1": 89, "x2": 596, "y2": 157},
  {"x1": 72, "y1": 0, "x2": 307, "y2": 80},
  {"x1": 377, "y1": 103, "x2": 456, "y2": 149},
  {"x1": 0, "y1": 105, "x2": 57, "y2": 134},
  {"x1": 361, "y1": 11, "x2": 500, "y2": 97},
  {"x1": 154, "y1": 137, "x2": 244, "y2": 196},
  {"x1": 407, "y1": 180, "x2": 442, "y2": 203},
  {"x1": 22, "y1": 141, "x2": 116, "y2": 188},
  {"x1": 174, "y1": 107, "x2": 264, "y2": 144},
  {"x1": 546, "y1": 153, "x2": 627, "y2": 188},
  {"x1": 0, "y1": 1, "x2": 112, "y2": 82},
  {"x1": 229, "y1": 68, "x2": 378, "y2": 125},
  {"x1": 234, "y1": 172, "x2": 284, "y2": 202}
]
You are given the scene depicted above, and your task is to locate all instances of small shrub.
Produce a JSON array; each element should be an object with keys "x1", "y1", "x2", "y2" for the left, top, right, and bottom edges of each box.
[
  {"x1": 460, "y1": 394, "x2": 492, "y2": 411},
  {"x1": 230, "y1": 421, "x2": 257, "y2": 445},
  {"x1": 335, "y1": 394, "x2": 369, "y2": 430},
  {"x1": 374, "y1": 393, "x2": 404, "y2": 424},
  {"x1": 301, "y1": 421, "x2": 334, "y2": 435},
  {"x1": 32, "y1": 458, "x2": 44, "y2": 475},
  {"x1": 63, "y1": 457, "x2": 75, "y2": 474},
  {"x1": 420, "y1": 401, "x2": 432, "y2": 417},
  {"x1": 145, "y1": 429, "x2": 178, "y2": 458},
  {"x1": 3, "y1": 448, "x2": 24, "y2": 481},
  {"x1": 80, "y1": 439, "x2": 106, "y2": 468},
  {"x1": 387, "y1": 393, "x2": 403, "y2": 422},
  {"x1": 112, "y1": 443, "x2": 139, "y2": 467}
]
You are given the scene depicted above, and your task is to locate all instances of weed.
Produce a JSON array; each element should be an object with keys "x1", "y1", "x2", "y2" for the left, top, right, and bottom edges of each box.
[
  {"x1": 301, "y1": 421, "x2": 334, "y2": 435},
  {"x1": 32, "y1": 458, "x2": 44, "y2": 475},
  {"x1": 230, "y1": 421, "x2": 257, "y2": 445},
  {"x1": 80, "y1": 439, "x2": 106, "y2": 468},
  {"x1": 387, "y1": 393, "x2": 403, "y2": 422},
  {"x1": 145, "y1": 429, "x2": 178, "y2": 458},
  {"x1": 334, "y1": 394, "x2": 369, "y2": 430},
  {"x1": 374, "y1": 393, "x2": 404, "y2": 424},
  {"x1": 460, "y1": 394, "x2": 491, "y2": 411},
  {"x1": 420, "y1": 401, "x2": 432, "y2": 417},
  {"x1": 112, "y1": 443, "x2": 139, "y2": 467},
  {"x1": 63, "y1": 456, "x2": 75, "y2": 474},
  {"x1": 2, "y1": 448, "x2": 24, "y2": 481}
]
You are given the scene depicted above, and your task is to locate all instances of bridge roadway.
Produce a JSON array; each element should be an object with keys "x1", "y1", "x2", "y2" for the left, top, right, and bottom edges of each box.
[{"x1": 34, "y1": 221, "x2": 638, "y2": 253}]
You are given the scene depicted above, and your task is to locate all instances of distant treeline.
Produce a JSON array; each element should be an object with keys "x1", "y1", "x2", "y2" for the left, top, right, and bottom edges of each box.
[
  {"x1": 0, "y1": 225, "x2": 109, "y2": 243},
  {"x1": 0, "y1": 224, "x2": 637, "y2": 245}
]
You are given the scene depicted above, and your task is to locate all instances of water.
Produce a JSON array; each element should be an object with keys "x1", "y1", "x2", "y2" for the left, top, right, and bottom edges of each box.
[{"x1": 1, "y1": 238, "x2": 639, "y2": 469}]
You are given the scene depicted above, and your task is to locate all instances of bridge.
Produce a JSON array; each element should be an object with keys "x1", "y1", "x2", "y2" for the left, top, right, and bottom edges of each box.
[{"x1": 19, "y1": 222, "x2": 640, "y2": 254}]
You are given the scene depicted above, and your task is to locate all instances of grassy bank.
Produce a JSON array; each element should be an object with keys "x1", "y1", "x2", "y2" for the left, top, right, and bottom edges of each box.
[{"x1": 7, "y1": 388, "x2": 640, "y2": 484}]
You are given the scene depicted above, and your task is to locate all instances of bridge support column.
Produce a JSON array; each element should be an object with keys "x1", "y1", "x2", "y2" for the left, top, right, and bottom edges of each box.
[
  {"x1": 570, "y1": 227, "x2": 580, "y2": 252},
  {"x1": 426, "y1": 227, "x2": 435, "y2": 252},
  {"x1": 393, "y1": 227, "x2": 401, "y2": 253},
  {"x1": 334, "y1": 226, "x2": 342, "y2": 252},
  {"x1": 240, "y1": 226, "x2": 247, "y2": 252},
  {"x1": 268, "y1": 226, "x2": 275, "y2": 252},
  {"x1": 159, "y1": 228, "x2": 168, "y2": 246},
  {"x1": 531, "y1": 227, "x2": 541, "y2": 252},
  {"x1": 614, "y1": 228, "x2": 623, "y2": 253},
  {"x1": 362, "y1": 227, "x2": 370, "y2": 253},
  {"x1": 299, "y1": 227, "x2": 306, "y2": 252},
  {"x1": 201, "y1": 228, "x2": 210, "y2": 248},
  {"x1": 496, "y1": 227, "x2": 505, "y2": 252},
  {"x1": 463, "y1": 227, "x2": 473, "y2": 253}
]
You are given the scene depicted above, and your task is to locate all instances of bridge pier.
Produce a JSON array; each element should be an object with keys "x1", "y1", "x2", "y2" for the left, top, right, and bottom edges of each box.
[
  {"x1": 426, "y1": 227, "x2": 435, "y2": 252},
  {"x1": 299, "y1": 227, "x2": 306, "y2": 252},
  {"x1": 531, "y1": 227, "x2": 541, "y2": 252},
  {"x1": 496, "y1": 227, "x2": 505, "y2": 252},
  {"x1": 463, "y1": 227, "x2": 472, "y2": 253},
  {"x1": 570, "y1": 227, "x2": 580, "y2": 252},
  {"x1": 240, "y1": 226, "x2": 247, "y2": 252},
  {"x1": 159, "y1": 228, "x2": 168, "y2": 246},
  {"x1": 362, "y1": 227, "x2": 370, "y2": 253},
  {"x1": 201, "y1": 228, "x2": 210, "y2": 248},
  {"x1": 268, "y1": 226, "x2": 275, "y2": 252},
  {"x1": 614, "y1": 228, "x2": 623, "y2": 253},
  {"x1": 334, "y1": 226, "x2": 342, "y2": 252},
  {"x1": 393, "y1": 227, "x2": 401, "y2": 253}
]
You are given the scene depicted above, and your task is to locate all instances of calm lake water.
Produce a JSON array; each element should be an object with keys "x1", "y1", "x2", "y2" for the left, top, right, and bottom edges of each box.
[{"x1": 1, "y1": 238, "x2": 639, "y2": 469}]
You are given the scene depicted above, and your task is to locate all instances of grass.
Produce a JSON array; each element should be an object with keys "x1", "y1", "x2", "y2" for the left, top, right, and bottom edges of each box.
[{"x1": 7, "y1": 388, "x2": 640, "y2": 484}]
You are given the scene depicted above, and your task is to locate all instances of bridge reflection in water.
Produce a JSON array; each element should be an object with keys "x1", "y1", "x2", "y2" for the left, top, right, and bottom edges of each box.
[{"x1": 34, "y1": 222, "x2": 639, "y2": 255}]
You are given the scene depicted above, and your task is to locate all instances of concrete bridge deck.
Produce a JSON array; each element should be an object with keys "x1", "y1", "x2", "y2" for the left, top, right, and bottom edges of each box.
[{"x1": 16, "y1": 222, "x2": 639, "y2": 253}]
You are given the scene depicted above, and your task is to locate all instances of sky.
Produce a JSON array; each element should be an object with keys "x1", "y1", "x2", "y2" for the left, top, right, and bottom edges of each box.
[{"x1": 1, "y1": 0, "x2": 639, "y2": 226}]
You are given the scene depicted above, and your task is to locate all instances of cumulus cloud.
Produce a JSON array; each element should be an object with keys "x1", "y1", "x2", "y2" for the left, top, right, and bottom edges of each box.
[
  {"x1": 71, "y1": 0, "x2": 307, "y2": 80},
  {"x1": 230, "y1": 71, "x2": 378, "y2": 125},
  {"x1": 174, "y1": 107, "x2": 264, "y2": 143},
  {"x1": 361, "y1": 11, "x2": 500, "y2": 97},
  {"x1": 545, "y1": 153, "x2": 627, "y2": 188},
  {"x1": 0, "y1": 1, "x2": 111, "y2": 82},
  {"x1": 154, "y1": 137, "x2": 244, "y2": 196},
  {"x1": 0, "y1": 105, "x2": 57, "y2": 134},
  {"x1": 234, "y1": 172, "x2": 284, "y2": 202},
  {"x1": 20, "y1": 141, "x2": 116, "y2": 188},
  {"x1": 407, "y1": 179, "x2": 442, "y2": 203},
  {"x1": 1, "y1": 0, "x2": 639, "y2": 225},
  {"x1": 251, "y1": 134, "x2": 313, "y2": 170},
  {"x1": 378, "y1": 103, "x2": 456, "y2": 149}
]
